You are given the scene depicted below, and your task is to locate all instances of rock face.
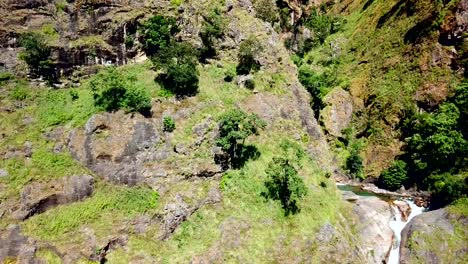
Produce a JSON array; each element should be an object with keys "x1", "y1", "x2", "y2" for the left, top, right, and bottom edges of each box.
[
  {"x1": 400, "y1": 208, "x2": 467, "y2": 264},
  {"x1": 0, "y1": 0, "x2": 152, "y2": 76},
  {"x1": 352, "y1": 196, "x2": 393, "y2": 264},
  {"x1": 393, "y1": 200, "x2": 411, "y2": 221},
  {"x1": 0, "y1": 225, "x2": 38, "y2": 263},
  {"x1": 67, "y1": 110, "x2": 223, "y2": 188},
  {"x1": 12, "y1": 175, "x2": 94, "y2": 220},
  {"x1": 320, "y1": 88, "x2": 353, "y2": 137}
]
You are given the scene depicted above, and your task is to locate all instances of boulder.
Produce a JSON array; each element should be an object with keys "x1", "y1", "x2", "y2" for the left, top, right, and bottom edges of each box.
[
  {"x1": 400, "y1": 208, "x2": 467, "y2": 264},
  {"x1": 0, "y1": 168, "x2": 8, "y2": 178},
  {"x1": 68, "y1": 111, "x2": 161, "y2": 185},
  {"x1": 0, "y1": 225, "x2": 38, "y2": 263},
  {"x1": 12, "y1": 175, "x2": 94, "y2": 220},
  {"x1": 320, "y1": 88, "x2": 353, "y2": 137},
  {"x1": 393, "y1": 200, "x2": 411, "y2": 222},
  {"x1": 352, "y1": 196, "x2": 393, "y2": 263}
]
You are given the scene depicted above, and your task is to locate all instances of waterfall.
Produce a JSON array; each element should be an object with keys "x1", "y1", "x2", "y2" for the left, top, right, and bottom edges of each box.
[{"x1": 387, "y1": 200, "x2": 425, "y2": 264}]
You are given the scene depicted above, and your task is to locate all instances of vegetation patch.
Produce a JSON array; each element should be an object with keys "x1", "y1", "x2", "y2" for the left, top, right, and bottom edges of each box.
[{"x1": 22, "y1": 184, "x2": 158, "y2": 241}]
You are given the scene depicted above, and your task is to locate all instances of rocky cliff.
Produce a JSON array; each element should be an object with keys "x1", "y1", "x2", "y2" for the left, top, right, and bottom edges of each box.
[{"x1": 0, "y1": 0, "x2": 467, "y2": 263}]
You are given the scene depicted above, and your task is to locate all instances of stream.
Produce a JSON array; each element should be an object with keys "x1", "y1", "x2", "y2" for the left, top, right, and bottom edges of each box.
[
  {"x1": 337, "y1": 183, "x2": 426, "y2": 264},
  {"x1": 387, "y1": 200, "x2": 425, "y2": 264}
]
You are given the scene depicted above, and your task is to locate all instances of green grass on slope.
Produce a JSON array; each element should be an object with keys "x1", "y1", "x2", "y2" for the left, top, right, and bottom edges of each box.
[
  {"x1": 106, "y1": 133, "x2": 345, "y2": 263},
  {"x1": 301, "y1": 0, "x2": 463, "y2": 177},
  {"x1": 21, "y1": 184, "x2": 158, "y2": 242}
]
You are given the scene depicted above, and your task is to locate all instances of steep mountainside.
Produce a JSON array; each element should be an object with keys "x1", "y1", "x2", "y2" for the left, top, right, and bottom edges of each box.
[{"x1": 0, "y1": 0, "x2": 467, "y2": 263}]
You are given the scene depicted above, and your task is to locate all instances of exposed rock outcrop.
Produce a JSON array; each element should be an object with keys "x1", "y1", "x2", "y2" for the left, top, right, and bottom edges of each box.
[
  {"x1": 12, "y1": 175, "x2": 94, "y2": 220},
  {"x1": 320, "y1": 87, "x2": 353, "y2": 137},
  {"x1": 400, "y1": 208, "x2": 468, "y2": 264},
  {"x1": 0, "y1": 225, "x2": 39, "y2": 263},
  {"x1": 352, "y1": 196, "x2": 394, "y2": 264},
  {"x1": 67, "y1": 111, "x2": 223, "y2": 188}
]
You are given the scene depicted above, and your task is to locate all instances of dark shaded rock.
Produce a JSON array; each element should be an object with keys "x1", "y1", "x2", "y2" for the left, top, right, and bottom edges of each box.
[
  {"x1": 0, "y1": 225, "x2": 38, "y2": 263},
  {"x1": 13, "y1": 175, "x2": 94, "y2": 220},
  {"x1": 90, "y1": 235, "x2": 128, "y2": 264}
]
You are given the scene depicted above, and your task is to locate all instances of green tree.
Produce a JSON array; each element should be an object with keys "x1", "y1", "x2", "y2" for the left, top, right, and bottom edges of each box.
[
  {"x1": 379, "y1": 160, "x2": 408, "y2": 191},
  {"x1": 405, "y1": 103, "x2": 467, "y2": 185},
  {"x1": 236, "y1": 37, "x2": 262, "y2": 75},
  {"x1": 18, "y1": 33, "x2": 56, "y2": 83},
  {"x1": 140, "y1": 15, "x2": 178, "y2": 56},
  {"x1": 90, "y1": 68, "x2": 151, "y2": 116},
  {"x1": 304, "y1": 8, "x2": 342, "y2": 47},
  {"x1": 427, "y1": 173, "x2": 468, "y2": 209},
  {"x1": 153, "y1": 42, "x2": 200, "y2": 97},
  {"x1": 216, "y1": 109, "x2": 266, "y2": 168},
  {"x1": 262, "y1": 157, "x2": 308, "y2": 215}
]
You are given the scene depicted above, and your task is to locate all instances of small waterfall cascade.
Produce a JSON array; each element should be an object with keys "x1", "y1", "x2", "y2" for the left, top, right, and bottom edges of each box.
[{"x1": 387, "y1": 200, "x2": 425, "y2": 264}]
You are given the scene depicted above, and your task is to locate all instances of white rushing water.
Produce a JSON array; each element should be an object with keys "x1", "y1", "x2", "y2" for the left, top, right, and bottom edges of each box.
[{"x1": 387, "y1": 200, "x2": 425, "y2": 264}]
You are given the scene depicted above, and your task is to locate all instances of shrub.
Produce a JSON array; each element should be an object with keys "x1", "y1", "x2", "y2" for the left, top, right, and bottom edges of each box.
[
  {"x1": 0, "y1": 71, "x2": 14, "y2": 84},
  {"x1": 346, "y1": 148, "x2": 363, "y2": 179},
  {"x1": 163, "y1": 116, "x2": 176, "y2": 132},
  {"x1": 18, "y1": 33, "x2": 56, "y2": 83},
  {"x1": 262, "y1": 157, "x2": 308, "y2": 215},
  {"x1": 304, "y1": 8, "x2": 342, "y2": 48},
  {"x1": 125, "y1": 36, "x2": 135, "y2": 49},
  {"x1": 216, "y1": 109, "x2": 266, "y2": 168},
  {"x1": 298, "y1": 67, "x2": 336, "y2": 118},
  {"x1": 224, "y1": 67, "x2": 236, "y2": 82},
  {"x1": 153, "y1": 43, "x2": 200, "y2": 97},
  {"x1": 254, "y1": 0, "x2": 280, "y2": 24},
  {"x1": 428, "y1": 173, "x2": 468, "y2": 209},
  {"x1": 200, "y1": 8, "x2": 226, "y2": 61},
  {"x1": 236, "y1": 37, "x2": 262, "y2": 75},
  {"x1": 90, "y1": 68, "x2": 152, "y2": 116},
  {"x1": 140, "y1": 15, "x2": 178, "y2": 56},
  {"x1": 379, "y1": 160, "x2": 408, "y2": 191}
]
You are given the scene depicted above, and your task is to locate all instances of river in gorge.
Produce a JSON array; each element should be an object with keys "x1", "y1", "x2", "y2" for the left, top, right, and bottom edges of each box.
[{"x1": 337, "y1": 184, "x2": 426, "y2": 264}]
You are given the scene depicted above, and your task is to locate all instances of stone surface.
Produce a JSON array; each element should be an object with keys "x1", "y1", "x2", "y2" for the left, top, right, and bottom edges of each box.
[
  {"x1": 393, "y1": 200, "x2": 412, "y2": 222},
  {"x1": 400, "y1": 208, "x2": 467, "y2": 264},
  {"x1": 352, "y1": 196, "x2": 393, "y2": 264},
  {"x1": 320, "y1": 88, "x2": 353, "y2": 137},
  {"x1": 12, "y1": 175, "x2": 94, "y2": 220},
  {"x1": 0, "y1": 225, "x2": 38, "y2": 263},
  {"x1": 0, "y1": 168, "x2": 8, "y2": 178}
]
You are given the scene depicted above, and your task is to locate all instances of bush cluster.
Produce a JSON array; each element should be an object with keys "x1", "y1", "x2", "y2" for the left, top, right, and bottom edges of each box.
[
  {"x1": 90, "y1": 68, "x2": 151, "y2": 116},
  {"x1": 163, "y1": 116, "x2": 176, "y2": 132},
  {"x1": 18, "y1": 33, "x2": 56, "y2": 83},
  {"x1": 153, "y1": 42, "x2": 200, "y2": 97},
  {"x1": 298, "y1": 67, "x2": 336, "y2": 118},
  {"x1": 217, "y1": 109, "x2": 266, "y2": 168},
  {"x1": 379, "y1": 81, "x2": 468, "y2": 207},
  {"x1": 303, "y1": 8, "x2": 342, "y2": 48},
  {"x1": 200, "y1": 8, "x2": 226, "y2": 61},
  {"x1": 140, "y1": 15, "x2": 178, "y2": 56},
  {"x1": 262, "y1": 157, "x2": 307, "y2": 216},
  {"x1": 236, "y1": 37, "x2": 262, "y2": 75}
]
